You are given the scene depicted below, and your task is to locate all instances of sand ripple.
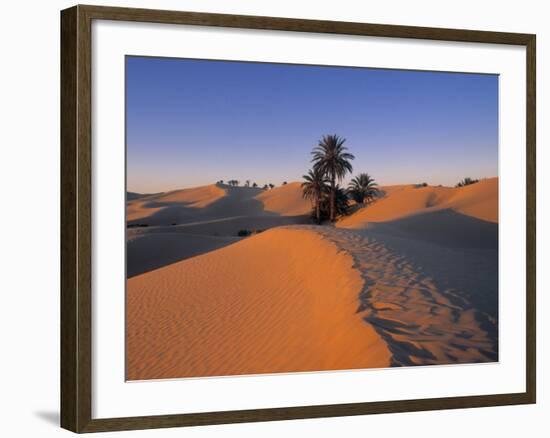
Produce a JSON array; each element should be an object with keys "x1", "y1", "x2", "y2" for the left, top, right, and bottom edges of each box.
[
  {"x1": 309, "y1": 226, "x2": 498, "y2": 366},
  {"x1": 127, "y1": 227, "x2": 391, "y2": 380}
]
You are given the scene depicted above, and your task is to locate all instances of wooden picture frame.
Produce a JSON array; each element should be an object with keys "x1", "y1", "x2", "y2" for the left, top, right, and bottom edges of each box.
[{"x1": 61, "y1": 4, "x2": 536, "y2": 433}]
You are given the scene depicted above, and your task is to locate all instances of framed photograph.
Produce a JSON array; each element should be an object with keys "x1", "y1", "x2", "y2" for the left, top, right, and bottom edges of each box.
[{"x1": 60, "y1": 5, "x2": 536, "y2": 433}]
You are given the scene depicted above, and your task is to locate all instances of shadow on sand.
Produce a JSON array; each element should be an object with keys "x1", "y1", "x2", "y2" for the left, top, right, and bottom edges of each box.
[
  {"x1": 311, "y1": 209, "x2": 498, "y2": 366},
  {"x1": 127, "y1": 186, "x2": 312, "y2": 277},
  {"x1": 367, "y1": 209, "x2": 498, "y2": 250},
  {"x1": 128, "y1": 186, "x2": 268, "y2": 227}
]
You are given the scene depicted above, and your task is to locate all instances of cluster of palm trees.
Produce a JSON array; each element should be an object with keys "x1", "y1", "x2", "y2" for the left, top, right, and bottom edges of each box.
[
  {"x1": 216, "y1": 179, "x2": 276, "y2": 190},
  {"x1": 455, "y1": 177, "x2": 479, "y2": 188},
  {"x1": 348, "y1": 173, "x2": 379, "y2": 205},
  {"x1": 302, "y1": 134, "x2": 379, "y2": 224}
]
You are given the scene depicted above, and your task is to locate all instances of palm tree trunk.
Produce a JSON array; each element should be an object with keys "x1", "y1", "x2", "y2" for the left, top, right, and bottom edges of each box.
[
  {"x1": 330, "y1": 175, "x2": 335, "y2": 221},
  {"x1": 315, "y1": 198, "x2": 320, "y2": 224}
]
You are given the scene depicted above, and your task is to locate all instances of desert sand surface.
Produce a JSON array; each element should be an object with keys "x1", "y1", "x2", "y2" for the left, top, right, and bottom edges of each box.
[
  {"x1": 127, "y1": 178, "x2": 498, "y2": 378},
  {"x1": 339, "y1": 178, "x2": 498, "y2": 248},
  {"x1": 127, "y1": 227, "x2": 391, "y2": 380},
  {"x1": 126, "y1": 183, "x2": 311, "y2": 276},
  {"x1": 333, "y1": 178, "x2": 499, "y2": 365},
  {"x1": 340, "y1": 177, "x2": 497, "y2": 226},
  {"x1": 127, "y1": 184, "x2": 226, "y2": 223},
  {"x1": 255, "y1": 182, "x2": 312, "y2": 215}
]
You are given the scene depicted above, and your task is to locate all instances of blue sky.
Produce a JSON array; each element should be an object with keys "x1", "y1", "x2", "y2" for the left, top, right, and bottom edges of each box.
[{"x1": 126, "y1": 56, "x2": 498, "y2": 193}]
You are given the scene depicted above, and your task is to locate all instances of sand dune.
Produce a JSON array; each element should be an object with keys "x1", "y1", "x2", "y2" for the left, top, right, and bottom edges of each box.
[
  {"x1": 127, "y1": 184, "x2": 226, "y2": 222},
  {"x1": 161, "y1": 215, "x2": 308, "y2": 237},
  {"x1": 127, "y1": 191, "x2": 161, "y2": 201},
  {"x1": 339, "y1": 178, "x2": 497, "y2": 228},
  {"x1": 127, "y1": 227, "x2": 391, "y2": 380},
  {"x1": 127, "y1": 178, "x2": 498, "y2": 377},
  {"x1": 126, "y1": 215, "x2": 308, "y2": 277},
  {"x1": 126, "y1": 182, "x2": 312, "y2": 276},
  {"x1": 254, "y1": 182, "x2": 312, "y2": 215},
  {"x1": 127, "y1": 182, "x2": 310, "y2": 225},
  {"x1": 127, "y1": 232, "x2": 241, "y2": 278},
  {"x1": 322, "y1": 178, "x2": 499, "y2": 364},
  {"x1": 437, "y1": 178, "x2": 498, "y2": 223},
  {"x1": 127, "y1": 224, "x2": 498, "y2": 378},
  {"x1": 314, "y1": 226, "x2": 498, "y2": 366},
  {"x1": 338, "y1": 178, "x2": 498, "y2": 249}
]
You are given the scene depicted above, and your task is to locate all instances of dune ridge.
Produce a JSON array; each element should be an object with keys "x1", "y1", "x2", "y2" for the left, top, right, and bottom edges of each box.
[
  {"x1": 126, "y1": 182, "x2": 312, "y2": 277},
  {"x1": 254, "y1": 182, "x2": 312, "y2": 216},
  {"x1": 127, "y1": 184, "x2": 226, "y2": 222},
  {"x1": 127, "y1": 182, "x2": 309, "y2": 225},
  {"x1": 127, "y1": 178, "x2": 498, "y2": 378},
  {"x1": 313, "y1": 226, "x2": 497, "y2": 366},
  {"x1": 339, "y1": 178, "x2": 498, "y2": 229},
  {"x1": 127, "y1": 227, "x2": 391, "y2": 380}
]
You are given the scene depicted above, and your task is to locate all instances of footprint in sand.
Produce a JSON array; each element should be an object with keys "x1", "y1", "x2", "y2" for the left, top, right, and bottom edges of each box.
[{"x1": 297, "y1": 225, "x2": 498, "y2": 367}]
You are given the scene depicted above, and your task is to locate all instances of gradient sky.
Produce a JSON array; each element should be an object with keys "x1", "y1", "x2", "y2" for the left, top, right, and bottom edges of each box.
[{"x1": 126, "y1": 56, "x2": 498, "y2": 193}]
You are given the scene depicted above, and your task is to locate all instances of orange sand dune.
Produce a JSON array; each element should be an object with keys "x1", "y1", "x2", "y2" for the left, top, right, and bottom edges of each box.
[
  {"x1": 127, "y1": 183, "x2": 312, "y2": 226},
  {"x1": 314, "y1": 227, "x2": 498, "y2": 366},
  {"x1": 438, "y1": 178, "x2": 498, "y2": 223},
  {"x1": 155, "y1": 184, "x2": 226, "y2": 207},
  {"x1": 126, "y1": 215, "x2": 309, "y2": 277},
  {"x1": 377, "y1": 184, "x2": 414, "y2": 197},
  {"x1": 127, "y1": 184, "x2": 225, "y2": 222},
  {"x1": 127, "y1": 227, "x2": 391, "y2": 380},
  {"x1": 126, "y1": 232, "x2": 240, "y2": 277},
  {"x1": 126, "y1": 183, "x2": 313, "y2": 276},
  {"x1": 339, "y1": 178, "x2": 498, "y2": 229},
  {"x1": 254, "y1": 182, "x2": 312, "y2": 215}
]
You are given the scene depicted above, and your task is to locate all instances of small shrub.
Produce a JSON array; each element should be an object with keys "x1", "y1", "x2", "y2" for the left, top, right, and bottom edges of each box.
[
  {"x1": 237, "y1": 229, "x2": 252, "y2": 237},
  {"x1": 127, "y1": 223, "x2": 148, "y2": 228}
]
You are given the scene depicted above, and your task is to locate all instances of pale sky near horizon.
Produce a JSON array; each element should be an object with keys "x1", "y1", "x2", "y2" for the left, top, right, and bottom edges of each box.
[{"x1": 126, "y1": 56, "x2": 498, "y2": 194}]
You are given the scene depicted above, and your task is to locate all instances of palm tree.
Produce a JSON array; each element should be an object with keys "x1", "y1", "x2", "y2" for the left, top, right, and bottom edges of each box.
[
  {"x1": 456, "y1": 177, "x2": 479, "y2": 188},
  {"x1": 302, "y1": 168, "x2": 329, "y2": 224},
  {"x1": 312, "y1": 134, "x2": 354, "y2": 221},
  {"x1": 332, "y1": 185, "x2": 351, "y2": 216},
  {"x1": 268, "y1": 183, "x2": 275, "y2": 189},
  {"x1": 252, "y1": 182, "x2": 258, "y2": 188},
  {"x1": 245, "y1": 180, "x2": 250, "y2": 187},
  {"x1": 348, "y1": 173, "x2": 379, "y2": 205}
]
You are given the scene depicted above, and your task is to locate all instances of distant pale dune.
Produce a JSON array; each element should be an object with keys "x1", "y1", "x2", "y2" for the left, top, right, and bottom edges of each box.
[{"x1": 127, "y1": 227, "x2": 391, "y2": 380}]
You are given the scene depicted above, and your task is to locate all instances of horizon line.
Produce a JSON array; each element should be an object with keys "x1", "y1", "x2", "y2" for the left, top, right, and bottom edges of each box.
[{"x1": 127, "y1": 175, "x2": 498, "y2": 195}]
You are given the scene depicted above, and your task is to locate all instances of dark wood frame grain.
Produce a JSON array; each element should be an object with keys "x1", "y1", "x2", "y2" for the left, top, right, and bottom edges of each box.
[{"x1": 61, "y1": 4, "x2": 536, "y2": 433}]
